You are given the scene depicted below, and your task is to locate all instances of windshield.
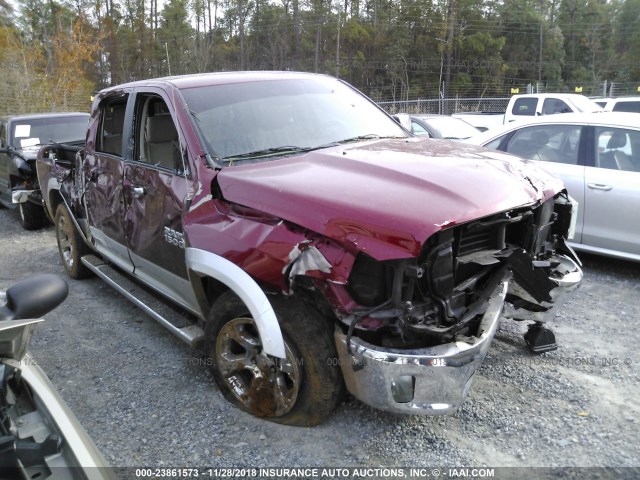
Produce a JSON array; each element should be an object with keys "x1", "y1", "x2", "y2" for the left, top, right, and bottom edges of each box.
[
  {"x1": 180, "y1": 77, "x2": 407, "y2": 164},
  {"x1": 570, "y1": 95, "x2": 604, "y2": 113},
  {"x1": 417, "y1": 116, "x2": 479, "y2": 139},
  {"x1": 10, "y1": 115, "x2": 89, "y2": 149}
]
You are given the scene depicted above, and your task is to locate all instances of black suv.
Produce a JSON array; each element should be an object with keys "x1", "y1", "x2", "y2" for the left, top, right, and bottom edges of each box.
[{"x1": 0, "y1": 112, "x2": 89, "y2": 229}]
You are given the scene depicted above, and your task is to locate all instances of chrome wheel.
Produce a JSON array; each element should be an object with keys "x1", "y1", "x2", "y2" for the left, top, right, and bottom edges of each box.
[{"x1": 216, "y1": 317, "x2": 300, "y2": 417}]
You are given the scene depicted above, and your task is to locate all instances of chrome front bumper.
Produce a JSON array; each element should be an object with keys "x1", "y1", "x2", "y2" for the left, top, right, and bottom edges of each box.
[{"x1": 335, "y1": 281, "x2": 509, "y2": 415}]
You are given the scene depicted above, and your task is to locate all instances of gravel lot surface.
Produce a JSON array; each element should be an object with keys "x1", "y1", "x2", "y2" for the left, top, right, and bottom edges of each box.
[{"x1": 1, "y1": 206, "x2": 639, "y2": 476}]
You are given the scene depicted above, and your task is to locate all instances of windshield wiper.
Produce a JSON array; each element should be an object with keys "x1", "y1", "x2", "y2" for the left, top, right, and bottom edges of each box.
[
  {"x1": 335, "y1": 134, "x2": 383, "y2": 144},
  {"x1": 333, "y1": 134, "x2": 408, "y2": 145},
  {"x1": 222, "y1": 135, "x2": 405, "y2": 164},
  {"x1": 222, "y1": 146, "x2": 314, "y2": 163}
]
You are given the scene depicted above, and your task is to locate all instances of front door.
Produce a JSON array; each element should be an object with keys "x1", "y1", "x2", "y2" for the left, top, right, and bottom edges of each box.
[{"x1": 122, "y1": 91, "x2": 199, "y2": 313}]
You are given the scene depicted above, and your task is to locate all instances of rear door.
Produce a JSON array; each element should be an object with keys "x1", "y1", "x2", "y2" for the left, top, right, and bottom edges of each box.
[
  {"x1": 84, "y1": 92, "x2": 134, "y2": 272},
  {"x1": 582, "y1": 126, "x2": 640, "y2": 256},
  {"x1": 122, "y1": 88, "x2": 200, "y2": 313}
]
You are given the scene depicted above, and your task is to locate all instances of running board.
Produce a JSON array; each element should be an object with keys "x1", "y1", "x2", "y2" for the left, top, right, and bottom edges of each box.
[{"x1": 81, "y1": 255, "x2": 204, "y2": 346}]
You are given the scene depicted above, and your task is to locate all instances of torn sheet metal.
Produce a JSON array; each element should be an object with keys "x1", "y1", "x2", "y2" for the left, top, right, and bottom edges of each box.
[{"x1": 286, "y1": 242, "x2": 333, "y2": 279}]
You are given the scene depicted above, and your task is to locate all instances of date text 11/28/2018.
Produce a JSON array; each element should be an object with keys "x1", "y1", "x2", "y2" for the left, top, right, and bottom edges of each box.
[{"x1": 134, "y1": 467, "x2": 496, "y2": 478}]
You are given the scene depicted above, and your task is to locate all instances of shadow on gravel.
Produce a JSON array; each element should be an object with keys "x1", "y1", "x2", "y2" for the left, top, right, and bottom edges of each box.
[{"x1": 578, "y1": 252, "x2": 640, "y2": 280}]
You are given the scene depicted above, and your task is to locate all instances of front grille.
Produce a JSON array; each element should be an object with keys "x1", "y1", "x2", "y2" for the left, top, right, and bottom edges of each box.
[{"x1": 458, "y1": 224, "x2": 504, "y2": 256}]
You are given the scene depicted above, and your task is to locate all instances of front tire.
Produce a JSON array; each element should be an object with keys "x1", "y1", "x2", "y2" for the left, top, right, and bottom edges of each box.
[
  {"x1": 205, "y1": 291, "x2": 343, "y2": 426},
  {"x1": 19, "y1": 201, "x2": 45, "y2": 230},
  {"x1": 55, "y1": 203, "x2": 92, "y2": 279}
]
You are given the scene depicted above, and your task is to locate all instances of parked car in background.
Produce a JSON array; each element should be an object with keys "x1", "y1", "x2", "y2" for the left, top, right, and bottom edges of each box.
[
  {"x1": 452, "y1": 93, "x2": 603, "y2": 130},
  {"x1": 0, "y1": 113, "x2": 89, "y2": 229},
  {"x1": 465, "y1": 112, "x2": 640, "y2": 262},
  {"x1": 450, "y1": 111, "x2": 504, "y2": 131},
  {"x1": 593, "y1": 96, "x2": 640, "y2": 113},
  {"x1": 406, "y1": 114, "x2": 480, "y2": 140}
]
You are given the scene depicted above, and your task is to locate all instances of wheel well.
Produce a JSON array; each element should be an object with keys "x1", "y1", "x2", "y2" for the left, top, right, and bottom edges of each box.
[
  {"x1": 47, "y1": 189, "x2": 64, "y2": 220},
  {"x1": 193, "y1": 274, "x2": 230, "y2": 314}
]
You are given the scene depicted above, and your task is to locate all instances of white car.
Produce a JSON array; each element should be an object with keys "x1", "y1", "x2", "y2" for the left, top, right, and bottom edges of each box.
[
  {"x1": 465, "y1": 112, "x2": 640, "y2": 262},
  {"x1": 593, "y1": 96, "x2": 640, "y2": 113}
]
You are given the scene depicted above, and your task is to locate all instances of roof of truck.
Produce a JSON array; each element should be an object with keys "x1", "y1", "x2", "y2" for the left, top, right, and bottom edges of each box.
[{"x1": 98, "y1": 71, "x2": 335, "y2": 94}]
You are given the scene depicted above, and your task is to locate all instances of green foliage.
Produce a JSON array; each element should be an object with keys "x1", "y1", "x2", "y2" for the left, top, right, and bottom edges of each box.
[{"x1": 2, "y1": 0, "x2": 639, "y2": 111}]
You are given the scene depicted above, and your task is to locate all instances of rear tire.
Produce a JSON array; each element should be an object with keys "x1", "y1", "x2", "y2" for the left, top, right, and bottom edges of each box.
[
  {"x1": 19, "y1": 202, "x2": 45, "y2": 230},
  {"x1": 205, "y1": 291, "x2": 343, "y2": 426},
  {"x1": 55, "y1": 203, "x2": 92, "y2": 279}
]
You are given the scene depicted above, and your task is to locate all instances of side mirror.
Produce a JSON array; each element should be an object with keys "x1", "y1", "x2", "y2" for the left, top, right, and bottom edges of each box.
[
  {"x1": 2, "y1": 274, "x2": 68, "y2": 320},
  {"x1": 391, "y1": 114, "x2": 412, "y2": 132}
]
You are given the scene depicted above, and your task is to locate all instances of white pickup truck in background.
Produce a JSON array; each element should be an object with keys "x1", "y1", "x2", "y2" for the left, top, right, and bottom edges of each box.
[{"x1": 453, "y1": 93, "x2": 604, "y2": 131}]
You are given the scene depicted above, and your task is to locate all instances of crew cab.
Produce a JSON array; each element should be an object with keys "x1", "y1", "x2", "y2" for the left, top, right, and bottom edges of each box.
[
  {"x1": 37, "y1": 72, "x2": 582, "y2": 426},
  {"x1": 0, "y1": 113, "x2": 89, "y2": 229}
]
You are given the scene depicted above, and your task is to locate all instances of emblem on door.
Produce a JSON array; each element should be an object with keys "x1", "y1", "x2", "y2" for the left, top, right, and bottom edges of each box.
[{"x1": 164, "y1": 227, "x2": 185, "y2": 248}]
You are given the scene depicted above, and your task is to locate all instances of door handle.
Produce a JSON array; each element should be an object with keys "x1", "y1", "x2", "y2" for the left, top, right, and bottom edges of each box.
[
  {"x1": 587, "y1": 183, "x2": 612, "y2": 191},
  {"x1": 132, "y1": 186, "x2": 146, "y2": 198}
]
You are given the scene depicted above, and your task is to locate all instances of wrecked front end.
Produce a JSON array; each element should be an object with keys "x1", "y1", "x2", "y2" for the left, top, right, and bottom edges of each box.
[{"x1": 330, "y1": 192, "x2": 582, "y2": 414}]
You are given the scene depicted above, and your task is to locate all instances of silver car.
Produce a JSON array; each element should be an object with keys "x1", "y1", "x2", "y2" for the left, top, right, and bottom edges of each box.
[
  {"x1": 465, "y1": 112, "x2": 640, "y2": 262},
  {"x1": 1, "y1": 275, "x2": 116, "y2": 479}
]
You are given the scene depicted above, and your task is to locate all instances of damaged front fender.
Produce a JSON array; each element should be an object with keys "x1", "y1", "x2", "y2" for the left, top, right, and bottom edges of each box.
[{"x1": 185, "y1": 247, "x2": 286, "y2": 358}]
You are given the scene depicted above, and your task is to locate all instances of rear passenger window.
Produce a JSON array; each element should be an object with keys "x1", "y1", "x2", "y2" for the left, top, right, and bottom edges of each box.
[
  {"x1": 542, "y1": 98, "x2": 571, "y2": 115},
  {"x1": 511, "y1": 98, "x2": 537, "y2": 116},
  {"x1": 595, "y1": 127, "x2": 640, "y2": 172},
  {"x1": 96, "y1": 96, "x2": 128, "y2": 156}
]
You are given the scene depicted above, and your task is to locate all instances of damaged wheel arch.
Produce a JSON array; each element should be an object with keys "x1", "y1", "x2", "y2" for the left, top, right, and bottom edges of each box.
[{"x1": 185, "y1": 247, "x2": 286, "y2": 359}]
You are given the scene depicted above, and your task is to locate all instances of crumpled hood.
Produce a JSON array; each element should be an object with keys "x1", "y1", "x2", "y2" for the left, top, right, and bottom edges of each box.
[{"x1": 216, "y1": 137, "x2": 564, "y2": 260}]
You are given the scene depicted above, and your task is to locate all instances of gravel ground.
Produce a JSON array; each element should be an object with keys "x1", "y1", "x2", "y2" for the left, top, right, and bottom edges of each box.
[{"x1": 1, "y1": 206, "x2": 639, "y2": 476}]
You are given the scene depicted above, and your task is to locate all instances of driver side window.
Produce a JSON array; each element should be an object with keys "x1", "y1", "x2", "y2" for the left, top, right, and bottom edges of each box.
[{"x1": 134, "y1": 95, "x2": 185, "y2": 175}]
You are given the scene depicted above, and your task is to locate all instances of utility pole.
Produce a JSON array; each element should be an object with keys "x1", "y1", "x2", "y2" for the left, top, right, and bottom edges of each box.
[
  {"x1": 336, "y1": 12, "x2": 341, "y2": 78},
  {"x1": 165, "y1": 43, "x2": 171, "y2": 76},
  {"x1": 538, "y1": 0, "x2": 544, "y2": 82},
  {"x1": 444, "y1": 0, "x2": 456, "y2": 112}
]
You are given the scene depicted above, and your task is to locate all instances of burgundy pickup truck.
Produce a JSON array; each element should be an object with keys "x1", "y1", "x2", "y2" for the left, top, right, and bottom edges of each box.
[{"x1": 37, "y1": 72, "x2": 582, "y2": 426}]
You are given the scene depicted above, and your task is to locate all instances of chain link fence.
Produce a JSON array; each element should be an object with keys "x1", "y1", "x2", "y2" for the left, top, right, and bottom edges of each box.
[
  {"x1": 377, "y1": 80, "x2": 640, "y2": 115},
  {"x1": 0, "y1": 80, "x2": 91, "y2": 117},
  {"x1": 378, "y1": 97, "x2": 510, "y2": 115}
]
